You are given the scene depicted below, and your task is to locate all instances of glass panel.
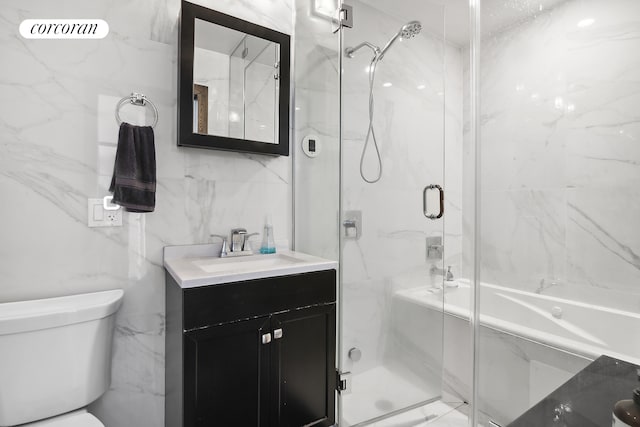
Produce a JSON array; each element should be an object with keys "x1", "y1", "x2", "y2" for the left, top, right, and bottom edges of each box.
[
  {"x1": 339, "y1": 1, "x2": 449, "y2": 425},
  {"x1": 193, "y1": 19, "x2": 279, "y2": 143},
  {"x1": 293, "y1": 0, "x2": 341, "y2": 261},
  {"x1": 476, "y1": 0, "x2": 640, "y2": 425}
]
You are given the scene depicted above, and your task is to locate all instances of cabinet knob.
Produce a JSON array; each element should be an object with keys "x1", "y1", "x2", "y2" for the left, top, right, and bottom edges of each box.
[
  {"x1": 273, "y1": 328, "x2": 283, "y2": 339},
  {"x1": 261, "y1": 333, "x2": 272, "y2": 344}
]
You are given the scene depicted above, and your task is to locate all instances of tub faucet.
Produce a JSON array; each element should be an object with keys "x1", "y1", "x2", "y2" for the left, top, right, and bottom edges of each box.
[{"x1": 430, "y1": 264, "x2": 454, "y2": 281}]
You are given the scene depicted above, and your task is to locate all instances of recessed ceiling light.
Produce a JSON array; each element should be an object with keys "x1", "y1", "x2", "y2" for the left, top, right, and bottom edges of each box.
[
  {"x1": 577, "y1": 18, "x2": 595, "y2": 28},
  {"x1": 382, "y1": 82, "x2": 392, "y2": 87},
  {"x1": 417, "y1": 84, "x2": 426, "y2": 90}
]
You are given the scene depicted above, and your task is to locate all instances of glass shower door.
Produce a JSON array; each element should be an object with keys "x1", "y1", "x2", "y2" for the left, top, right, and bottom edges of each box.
[{"x1": 338, "y1": 1, "x2": 448, "y2": 425}]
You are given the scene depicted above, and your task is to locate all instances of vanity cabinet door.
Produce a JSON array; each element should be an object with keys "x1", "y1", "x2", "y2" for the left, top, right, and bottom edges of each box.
[
  {"x1": 184, "y1": 316, "x2": 271, "y2": 426},
  {"x1": 271, "y1": 304, "x2": 336, "y2": 427}
]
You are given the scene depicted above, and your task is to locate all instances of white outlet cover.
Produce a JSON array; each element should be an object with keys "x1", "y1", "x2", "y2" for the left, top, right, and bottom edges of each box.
[{"x1": 88, "y1": 198, "x2": 123, "y2": 227}]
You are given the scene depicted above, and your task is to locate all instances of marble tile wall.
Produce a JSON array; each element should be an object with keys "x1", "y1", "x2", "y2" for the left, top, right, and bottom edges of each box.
[
  {"x1": 293, "y1": 0, "x2": 341, "y2": 261},
  {"x1": 0, "y1": 0, "x2": 292, "y2": 426},
  {"x1": 476, "y1": 0, "x2": 640, "y2": 312}
]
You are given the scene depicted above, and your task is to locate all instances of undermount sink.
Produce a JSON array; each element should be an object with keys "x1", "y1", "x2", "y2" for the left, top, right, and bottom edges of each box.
[
  {"x1": 193, "y1": 253, "x2": 305, "y2": 274},
  {"x1": 163, "y1": 245, "x2": 338, "y2": 288}
]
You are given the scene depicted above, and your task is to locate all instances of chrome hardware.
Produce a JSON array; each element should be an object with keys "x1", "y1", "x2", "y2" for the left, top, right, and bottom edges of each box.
[
  {"x1": 430, "y1": 264, "x2": 454, "y2": 280},
  {"x1": 230, "y1": 228, "x2": 247, "y2": 252},
  {"x1": 214, "y1": 228, "x2": 257, "y2": 258},
  {"x1": 262, "y1": 333, "x2": 272, "y2": 344},
  {"x1": 115, "y1": 92, "x2": 159, "y2": 128},
  {"x1": 336, "y1": 371, "x2": 352, "y2": 394},
  {"x1": 210, "y1": 234, "x2": 229, "y2": 257},
  {"x1": 273, "y1": 328, "x2": 283, "y2": 339},
  {"x1": 423, "y1": 184, "x2": 444, "y2": 219},
  {"x1": 348, "y1": 347, "x2": 362, "y2": 362},
  {"x1": 426, "y1": 236, "x2": 443, "y2": 260},
  {"x1": 343, "y1": 210, "x2": 362, "y2": 239},
  {"x1": 242, "y1": 232, "x2": 259, "y2": 251},
  {"x1": 340, "y1": 4, "x2": 354, "y2": 28},
  {"x1": 343, "y1": 220, "x2": 357, "y2": 238}
]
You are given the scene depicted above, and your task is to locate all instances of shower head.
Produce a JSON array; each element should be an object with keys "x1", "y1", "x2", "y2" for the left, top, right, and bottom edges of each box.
[
  {"x1": 344, "y1": 20, "x2": 422, "y2": 61},
  {"x1": 378, "y1": 20, "x2": 422, "y2": 60}
]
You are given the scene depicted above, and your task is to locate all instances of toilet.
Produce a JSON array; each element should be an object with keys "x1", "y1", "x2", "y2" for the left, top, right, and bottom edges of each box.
[{"x1": 0, "y1": 289, "x2": 124, "y2": 427}]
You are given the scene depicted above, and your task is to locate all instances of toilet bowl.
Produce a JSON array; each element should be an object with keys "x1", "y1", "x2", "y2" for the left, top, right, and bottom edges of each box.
[{"x1": 0, "y1": 289, "x2": 124, "y2": 427}]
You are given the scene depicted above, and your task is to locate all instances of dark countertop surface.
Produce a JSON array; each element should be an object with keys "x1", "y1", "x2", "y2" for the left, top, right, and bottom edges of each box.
[{"x1": 509, "y1": 355, "x2": 640, "y2": 427}]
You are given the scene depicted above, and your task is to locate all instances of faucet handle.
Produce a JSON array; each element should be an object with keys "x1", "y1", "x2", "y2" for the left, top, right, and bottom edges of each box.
[
  {"x1": 242, "y1": 232, "x2": 260, "y2": 251},
  {"x1": 210, "y1": 234, "x2": 229, "y2": 257}
]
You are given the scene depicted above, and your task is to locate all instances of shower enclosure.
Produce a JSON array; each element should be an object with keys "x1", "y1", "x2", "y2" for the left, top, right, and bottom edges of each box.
[
  {"x1": 296, "y1": 0, "x2": 457, "y2": 425},
  {"x1": 339, "y1": 2, "x2": 452, "y2": 425},
  {"x1": 295, "y1": 0, "x2": 640, "y2": 425}
]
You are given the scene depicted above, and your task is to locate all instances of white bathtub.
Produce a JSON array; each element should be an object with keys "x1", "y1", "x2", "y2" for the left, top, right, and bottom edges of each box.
[{"x1": 395, "y1": 279, "x2": 640, "y2": 366}]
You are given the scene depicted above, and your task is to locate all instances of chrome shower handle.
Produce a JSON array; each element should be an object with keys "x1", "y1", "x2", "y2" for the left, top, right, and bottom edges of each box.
[{"x1": 423, "y1": 184, "x2": 444, "y2": 220}]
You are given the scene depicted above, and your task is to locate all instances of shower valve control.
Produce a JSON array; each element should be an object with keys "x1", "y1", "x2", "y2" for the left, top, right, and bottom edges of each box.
[{"x1": 426, "y1": 236, "x2": 443, "y2": 260}]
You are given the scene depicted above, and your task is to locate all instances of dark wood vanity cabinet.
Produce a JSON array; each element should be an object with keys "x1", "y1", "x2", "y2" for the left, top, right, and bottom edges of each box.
[{"x1": 166, "y1": 269, "x2": 336, "y2": 427}]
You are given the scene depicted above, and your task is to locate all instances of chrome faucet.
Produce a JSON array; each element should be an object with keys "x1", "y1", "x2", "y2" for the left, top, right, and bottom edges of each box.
[
  {"x1": 211, "y1": 228, "x2": 259, "y2": 258},
  {"x1": 230, "y1": 228, "x2": 247, "y2": 252},
  {"x1": 430, "y1": 264, "x2": 454, "y2": 281}
]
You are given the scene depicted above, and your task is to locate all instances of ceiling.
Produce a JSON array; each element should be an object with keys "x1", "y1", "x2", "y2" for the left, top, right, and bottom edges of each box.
[{"x1": 364, "y1": 0, "x2": 569, "y2": 46}]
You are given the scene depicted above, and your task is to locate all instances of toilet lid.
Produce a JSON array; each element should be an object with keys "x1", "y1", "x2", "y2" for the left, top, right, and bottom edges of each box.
[{"x1": 26, "y1": 410, "x2": 104, "y2": 427}]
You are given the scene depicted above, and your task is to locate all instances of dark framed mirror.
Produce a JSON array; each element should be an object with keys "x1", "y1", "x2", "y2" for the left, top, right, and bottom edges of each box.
[{"x1": 178, "y1": 1, "x2": 290, "y2": 156}]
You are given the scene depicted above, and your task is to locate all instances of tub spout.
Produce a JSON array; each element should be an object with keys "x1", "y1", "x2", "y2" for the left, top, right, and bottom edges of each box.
[{"x1": 430, "y1": 264, "x2": 454, "y2": 280}]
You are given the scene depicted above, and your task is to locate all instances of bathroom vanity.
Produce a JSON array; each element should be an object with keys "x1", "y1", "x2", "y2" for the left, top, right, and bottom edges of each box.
[{"x1": 164, "y1": 246, "x2": 337, "y2": 427}]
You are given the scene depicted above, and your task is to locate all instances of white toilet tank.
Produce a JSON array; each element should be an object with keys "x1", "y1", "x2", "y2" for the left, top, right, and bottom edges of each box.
[{"x1": 0, "y1": 289, "x2": 124, "y2": 426}]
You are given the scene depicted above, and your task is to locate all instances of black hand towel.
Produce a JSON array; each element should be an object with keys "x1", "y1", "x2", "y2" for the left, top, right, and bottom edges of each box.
[{"x1": 109, "y1": 122, "x2": 156, "y2": 212}]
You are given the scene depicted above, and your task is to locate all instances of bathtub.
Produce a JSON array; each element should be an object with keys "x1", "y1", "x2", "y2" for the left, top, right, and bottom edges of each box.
[{"x1": 394, "y1": 279, "x2": 640, "y2": 366}]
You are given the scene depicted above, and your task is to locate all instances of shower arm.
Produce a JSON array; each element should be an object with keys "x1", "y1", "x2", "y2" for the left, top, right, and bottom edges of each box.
[{"x1": 345, "y1": 42, "x2": 381, "y2": 59}]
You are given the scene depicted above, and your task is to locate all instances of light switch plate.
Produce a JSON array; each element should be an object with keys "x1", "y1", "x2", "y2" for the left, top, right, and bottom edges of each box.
[{"x1": 88, "y1": 198, "x2": 122, "y2": 227}]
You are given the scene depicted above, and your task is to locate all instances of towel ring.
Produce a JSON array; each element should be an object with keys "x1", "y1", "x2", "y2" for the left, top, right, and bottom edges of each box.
[{"x1": 115, "y1": 92, "x2": 159, "y2": 128}]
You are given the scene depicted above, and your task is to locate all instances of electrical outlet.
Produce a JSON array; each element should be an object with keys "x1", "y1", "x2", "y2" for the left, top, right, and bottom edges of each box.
[{"x1": 88, "y1": 198, "x2": 123, "y2": 227}]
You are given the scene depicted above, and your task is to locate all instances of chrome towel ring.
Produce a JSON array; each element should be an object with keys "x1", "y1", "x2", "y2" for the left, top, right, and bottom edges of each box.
[{"x1": 115, "y1": 92, "x2": 159, "y2": 128}]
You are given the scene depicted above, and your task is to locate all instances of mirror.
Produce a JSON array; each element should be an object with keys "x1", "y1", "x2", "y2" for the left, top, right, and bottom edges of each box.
[{"x1": 179, "y1": 1, "x2": 290, "y2": 156}]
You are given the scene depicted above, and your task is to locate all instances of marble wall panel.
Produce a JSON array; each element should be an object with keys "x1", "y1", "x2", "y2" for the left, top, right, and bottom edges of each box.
[
  {"x1": 0, "y1": 1, "x2": 292, "y2": 426},
  {"x1": 477, "y1": 0, "x2": 640, "y2": 307}
]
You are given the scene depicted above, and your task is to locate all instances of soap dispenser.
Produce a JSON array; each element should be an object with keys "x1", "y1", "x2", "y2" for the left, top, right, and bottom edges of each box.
[
  {"x1": 259, "y1": 215, "x2": 276, "y2": 254},
  {"x1": 613, "y1": 370, "x2": 640, "y2": 427}
]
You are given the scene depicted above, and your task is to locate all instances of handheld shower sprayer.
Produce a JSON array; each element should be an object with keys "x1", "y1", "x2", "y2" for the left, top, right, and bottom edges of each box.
[
  {"x1": 344, "y1": 20, "x2": 423, "y2": 183},
  {"x1": 378, "y1": 21, "x2": 422, "y2": 60}
]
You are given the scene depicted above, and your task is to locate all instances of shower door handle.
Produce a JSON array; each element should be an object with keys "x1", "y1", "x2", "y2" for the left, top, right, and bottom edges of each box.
[{"x1": 423, "y1": 184, "x2": 444, "y2": 219}]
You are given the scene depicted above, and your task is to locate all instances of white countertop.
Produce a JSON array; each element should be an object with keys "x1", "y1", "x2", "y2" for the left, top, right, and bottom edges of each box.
[{"x1": 163, "y1": 244, "x2": 338, "y2": 288}]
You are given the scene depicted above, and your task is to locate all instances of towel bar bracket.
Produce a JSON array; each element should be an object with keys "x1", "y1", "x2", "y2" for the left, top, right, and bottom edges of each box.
[{"x1": 115, "y1": 92, "x2": 159, "y2": 128}]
